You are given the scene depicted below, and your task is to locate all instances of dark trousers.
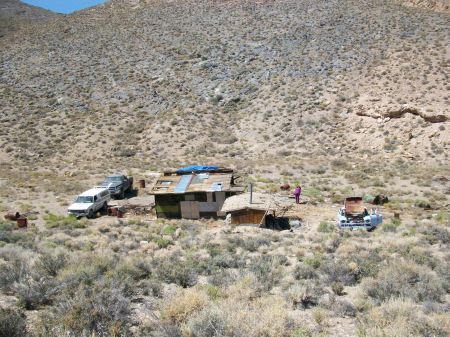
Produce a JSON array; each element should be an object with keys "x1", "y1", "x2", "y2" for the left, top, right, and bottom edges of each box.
[{"x1": 295, "y1": 194, "x2": 300, "y2": 204}]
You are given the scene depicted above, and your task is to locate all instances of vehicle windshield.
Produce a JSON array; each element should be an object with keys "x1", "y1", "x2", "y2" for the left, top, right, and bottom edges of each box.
[
  {"x1": 75, "y1": 196, "x2": 93, "y2": 203},
  {"x1": 105, "y1": 176, "x2": 122, "y2": 182}
]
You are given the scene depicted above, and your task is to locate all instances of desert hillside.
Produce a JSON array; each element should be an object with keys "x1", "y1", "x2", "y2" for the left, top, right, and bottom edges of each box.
[
  {"x1": 0, "y1": 0, "x2": 449, "y2": 336},
  {"x1": 1, "y1": 0, "x2": 449, "y2": 171},
  {"x1": 0, "y1": 0, "x2": 448, "y2": 211}
]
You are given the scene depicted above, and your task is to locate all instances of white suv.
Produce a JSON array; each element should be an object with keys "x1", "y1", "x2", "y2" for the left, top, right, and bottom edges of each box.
[{"x1": 68, "y1": 187, "x2": 111, "y2": 218}]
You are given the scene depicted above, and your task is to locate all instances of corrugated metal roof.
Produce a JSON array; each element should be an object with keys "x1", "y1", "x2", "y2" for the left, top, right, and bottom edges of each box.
[{"x1": 150, "y1": 172, "x2": 234, "y2": 194}]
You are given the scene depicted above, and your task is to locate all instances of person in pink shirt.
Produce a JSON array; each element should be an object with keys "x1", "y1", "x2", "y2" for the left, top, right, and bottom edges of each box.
[{"x1": 293, "y1": 185, "x2": 302, "y2": 204}]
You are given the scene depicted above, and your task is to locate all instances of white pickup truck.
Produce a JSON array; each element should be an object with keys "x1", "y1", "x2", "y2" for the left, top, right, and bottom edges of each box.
[{"x1": 67, "y1": 187, "x2": 111, "y2": 218}]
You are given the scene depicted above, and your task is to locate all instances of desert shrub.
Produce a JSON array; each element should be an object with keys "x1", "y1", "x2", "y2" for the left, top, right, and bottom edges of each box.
[
  {"x1": 399, "y1": 246, "x2": 438, "y2": 269},
  {"x1": 435, "y1": 262, "x2": 450, "y2": 293},
  {"x1": 34, "y1": 251, "x2": 68, "y2": 277},
  {"x1": 162, "y1": 225, "x2": 177, "y2": 235},
  {"x1": 204, "y1": 243, "x2": 222, "y2": 257},
  {"x1": 286, "y1": 282, "x2": 326, "y2": 309},
  {"x1": 15, "y1": 276, "x2": 59, "y2": 309},
  {"x1": 44, "y1": 213, "x2": 86, "y2": 229},
  {"x1": 357, "y1": 298, "x2": 450, "y2": 337},
  {"x1": 312, "y1": 307, "x2": 329, "y2": 326},
  {"x1": 209, "y1": 251, "x2": 245, "y2": 270},
  {"x1": 330, "y1": 297, "x2": 355, "y2": 317},
  {"x1": 303, "y1": 254, "x2": 323, "y2": 269},
  {"x1": 57, "y1": 254, "x2": 115, "y2": 291},
  {"x1": 5, "y1": 251, "x2": 69, "y2": 309},
  {"x1": 293, "y1": 263, "x2": 317, "y2": 280},
  {"x1": 35, "y1": 280, "x2": 131, "y2": 337},
  {"x1": 331, "y1": 193, "x2": 344, "y2": 204},
  {"x1": 0, "y1": 228, "x2": 35, "y2": 248},
  {"x1": 420, "y1": 225, "x2": 449, "y2": 245},
  {"x1": 227, "y1": 235, "x2": 270, "y2": 252},
  {"x1": 153, "y1": 255, "x2": 197, "y2": 287},
  {"x1": 319, "y1": 259, "x2": 358, "y2": 285},
  {"x1": 0, "y1": 221, "x2": 15, "y2": 232},
  {"x1": 435, "y1": 211, "x2": 449, "y2": 225},
  {"x1": 0, "y1": 258, "x2": 27, "y2": 292},
  {"x1": 249, "y1": 255, "x2": 284, "y2": 291},
  {"x1": 324, "y1": 234, "x2": 342, "y2": 253},
  {"x1": 331, "y1": 281, "x2": 344, "y2": 296},
  {"x1": 106, "y1": 257, "x2": 152, "y2": 285},
  {"x1": 208, "y1": 269, "x2": 239, "y2": 287},
  {"x1": 185, "y1": 305, "x2": 227, "y2": 337},
  {"x1": 44, "y1": 214, "x2": 85, "y2": 229},
  {"x1": 0, "y1": 308, "x2": 27, "y2": 337},
  {"x1": 140, "y1": 279, "x2": 163, "y2": 298},
  {"x1": 302, "y1": 187, "x2": 324, "y2": 203},
  {"x1": 382, "y1": 218, "x2": 401, "y2": 232},
  {"x1": 183, "y1": 255, "x2": 215, "y2": 277},
  {"x1": 161, "y1": 288, "x2": 208, "y2": 324},
  {"x1": 317, "y1": 222, "x2": 334, "y2": 233},
  {"x1": 144, "y1": 321, "x2": 183, "y2": 337},
  {"x1": 414, "y1": 199, "x2": 431, "y2": 209},
  {"x1": 331, "y1": 158, "x2": 349, "y2": 169},
  {"x1": 152, "y1": 235, "x2": 172, "y2": 248},
  {"x1": 226, "y1": 296, "x2": 295, "y2": 337},
  {"x1": 362, "y1": 261, "x2": 445, "y2": 304},
  {"x1": 349, "y1": 250, "x2": 382, "y2": 280},
  {"x1": 292, "y1": 327, "x2": 314, "y2": 337}
]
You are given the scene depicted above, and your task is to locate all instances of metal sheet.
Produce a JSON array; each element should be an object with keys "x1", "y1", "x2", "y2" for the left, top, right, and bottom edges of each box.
[
  {"x1": 211, "y1": 182, "x2": 223, "y2": 191},
  {"x1": 174, "y1": 175, "x2": 192, "y2": 193}
]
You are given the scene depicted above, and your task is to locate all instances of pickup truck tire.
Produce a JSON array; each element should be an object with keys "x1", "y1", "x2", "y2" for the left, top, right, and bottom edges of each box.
[
  {"x1": 101, "y1": 202, "x2": 108, "y2": 215},
  {"x1": 87, "y1": 209, "x2": 94, "y2": 219},
  {"x1": 119, "y1": 189, "x2": 125, "y2": 199}
]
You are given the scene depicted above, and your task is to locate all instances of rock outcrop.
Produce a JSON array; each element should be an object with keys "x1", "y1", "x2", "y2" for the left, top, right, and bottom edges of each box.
[
  {"x1": 356, "y1": 105, "x2": 448, "y2": 123},
  {"x1": 396, "y1": 0, "x2": 450, "y2": 12}
]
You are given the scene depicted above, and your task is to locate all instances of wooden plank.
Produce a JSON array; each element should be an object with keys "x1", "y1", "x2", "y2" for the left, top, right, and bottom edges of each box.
[{"x1": 180, "y1": 201, "x2": 200, "y2": 219}]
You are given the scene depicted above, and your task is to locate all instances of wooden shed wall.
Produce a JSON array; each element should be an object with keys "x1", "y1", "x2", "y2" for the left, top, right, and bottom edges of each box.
[{"x1": 230, "y1": 209, "x2": 266, "y2": 225}]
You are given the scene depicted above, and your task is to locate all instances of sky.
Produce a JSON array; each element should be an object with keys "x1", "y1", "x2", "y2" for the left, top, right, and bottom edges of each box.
[{"x1": 21, "y1": 0, "x2": 107, "y2": 14}]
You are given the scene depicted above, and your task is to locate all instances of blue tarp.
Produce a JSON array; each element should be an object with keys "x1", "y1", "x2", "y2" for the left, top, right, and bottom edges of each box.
[{"x1": 177, "y1": 165, "x2": 219, "y2": 173}]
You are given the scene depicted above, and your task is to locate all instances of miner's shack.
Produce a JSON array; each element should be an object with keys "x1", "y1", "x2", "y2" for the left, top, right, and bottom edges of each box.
[{"x1": 150, "y1": 165, "x2": 243, "y2": 219}]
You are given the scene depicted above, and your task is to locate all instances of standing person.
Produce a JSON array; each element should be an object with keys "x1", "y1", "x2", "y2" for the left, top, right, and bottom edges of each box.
[{"x1": 293, "y1": 185, "x2": 302, "y2": 204}]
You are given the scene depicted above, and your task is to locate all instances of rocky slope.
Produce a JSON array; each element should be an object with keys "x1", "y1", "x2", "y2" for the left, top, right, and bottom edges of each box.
[
  {"x1": 0, "y1": 0, "x2": 448, "y2": 177},
  {"x1": 0, "y1": 0, "x2": 55, "y2": 35}
]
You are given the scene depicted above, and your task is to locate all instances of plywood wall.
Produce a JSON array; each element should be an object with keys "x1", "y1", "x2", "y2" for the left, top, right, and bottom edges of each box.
[{"x1": 230, "y1": 209, "x2": 266, "y2": 225}]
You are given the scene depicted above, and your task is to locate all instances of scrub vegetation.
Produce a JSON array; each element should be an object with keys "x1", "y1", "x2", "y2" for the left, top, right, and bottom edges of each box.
[{"x1": 1, "y1": 210, "x2": 449, "y2": 336}]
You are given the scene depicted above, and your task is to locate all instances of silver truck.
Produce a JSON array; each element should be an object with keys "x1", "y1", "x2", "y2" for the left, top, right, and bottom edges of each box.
[{"x1": 98, "y1": 174, "x2": 133, "y2": 199}]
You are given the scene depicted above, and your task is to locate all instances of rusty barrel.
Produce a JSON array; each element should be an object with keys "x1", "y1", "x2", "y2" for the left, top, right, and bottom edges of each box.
[
  {"x1": 5, "y1": 211, "x2": 20, "y2": 221},
  {"x1": 109, "y1": 207, "x2": 118, "y2": 216},
  {"x1": 117, "y1": 209, "x2": 124, "y2": 218},
  {"x1": 280, "y1": 183, "x2": 290, "y2": 191},
  {"x1": 17, "y1": 217, "x2": 27, "y2": 228},
  {"x1": 139, "y1": 179, "x2": 145, "y2": 188}
]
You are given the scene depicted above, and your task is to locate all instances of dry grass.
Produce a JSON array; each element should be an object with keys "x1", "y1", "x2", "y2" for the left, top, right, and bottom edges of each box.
[{"x1": 161, "y1": 288, "x2": 208, "y2": 324}]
